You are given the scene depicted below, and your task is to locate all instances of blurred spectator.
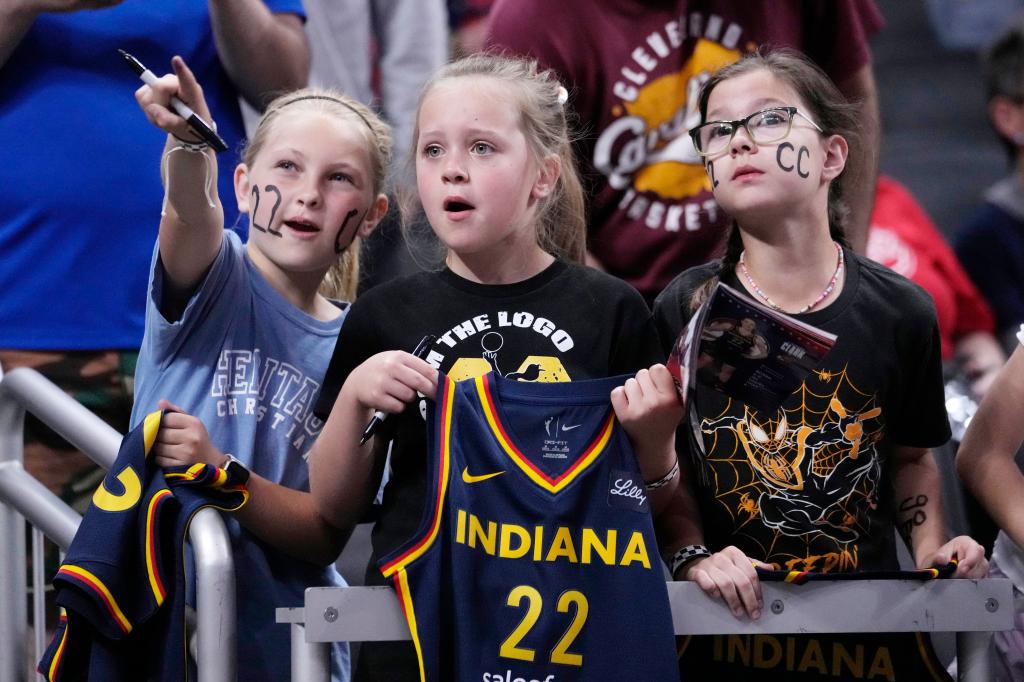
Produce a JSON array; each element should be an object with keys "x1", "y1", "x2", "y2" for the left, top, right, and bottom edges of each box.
[
  {"x1": 924, "y1": 0, "x2": 1024, "y2": 50},
  {"x1": 487, "y1": 0, "x2": 883, "y2": 303},
  {"x1": 870, "y1": 175, "x2": 1006, "y2": 554},
  {"x1": 448, "y1": 0, "x2": 493, "y2": 57},
  {"x1": 869, "y1": 176, "x2": 1005, "y2": 398},
  {"x1": 304, "y1": 0, "x2": 446, "y2": 168},
  {"x1": 0, "y1": 1, "x2": 307, "y2": 508},
  {"x1": 956, "y1": 18, "x2": 1024, "y2": 349},
  {"x1": 304, "y1": 0, "x2": 447, "y2": 288}
]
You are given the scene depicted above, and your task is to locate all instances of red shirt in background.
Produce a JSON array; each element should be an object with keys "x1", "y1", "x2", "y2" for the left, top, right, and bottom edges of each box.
[{"x1": 867, "y1": 176, "x2": 995, "y2": 360}]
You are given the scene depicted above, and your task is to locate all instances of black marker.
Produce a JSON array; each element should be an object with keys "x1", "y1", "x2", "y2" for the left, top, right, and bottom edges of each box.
[
  {"x1": 119, "y1": 49, "x2": 228, "y2": 152},
  {"x1": 359, "y1": 335, "x2": 437, "y2": 445}
]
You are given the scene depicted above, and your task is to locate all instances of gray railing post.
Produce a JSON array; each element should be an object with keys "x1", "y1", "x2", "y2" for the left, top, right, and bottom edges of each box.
[
  {"x1": 956, "y1": 630, "x2": 993, "y2": 681},
  {"x1": 0, "y1": 368, "x2": 28, "y2": 682},
  {"x1": 191, "y1": 509, "x2": 237, "y2": 682},
  {"x1": 284, "y1": 580, "x2": 1015, "y2": 682},
  {"x1": 277, "y1": 608, "x2": 330, "y2": 682},
  {"x1": 0, "y1": 367, "x2": 237, "y2": 682},
  {"x1": 0, "y1": 368, "x2": 121, "y2": 470}
]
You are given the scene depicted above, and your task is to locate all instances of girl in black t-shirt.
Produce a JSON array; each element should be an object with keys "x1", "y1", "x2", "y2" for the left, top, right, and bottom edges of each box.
[
  {"x1": 306, "y1": 54, "x2": 682, "y2": 682},
  {"x1": 628, "y1": 49, "x2": 990, "y2": 681}
]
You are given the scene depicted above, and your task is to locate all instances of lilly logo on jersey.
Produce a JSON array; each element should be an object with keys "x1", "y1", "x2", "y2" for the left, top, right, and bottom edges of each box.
[{"x1": 608, "y1": 469, "x2": 649, "y2": 513}]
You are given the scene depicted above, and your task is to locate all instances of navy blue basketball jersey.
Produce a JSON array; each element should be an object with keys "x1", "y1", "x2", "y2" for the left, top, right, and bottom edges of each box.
[
  {"x1": 379, "y1": 373, "x2": 679, "y2": 682},
  {"x1": 38, "y1": 411, "x2": 248, "y2": 681}
]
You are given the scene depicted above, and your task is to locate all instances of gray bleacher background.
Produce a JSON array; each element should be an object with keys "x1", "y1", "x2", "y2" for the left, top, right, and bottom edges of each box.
[{"x1": 875, "y1": 0, "x2": 1020, "y2": 238}]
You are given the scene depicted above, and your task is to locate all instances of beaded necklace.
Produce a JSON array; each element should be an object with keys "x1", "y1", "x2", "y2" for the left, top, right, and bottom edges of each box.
[{"x1": 738, "y1": 242, "x2": 844, "y2": 314}]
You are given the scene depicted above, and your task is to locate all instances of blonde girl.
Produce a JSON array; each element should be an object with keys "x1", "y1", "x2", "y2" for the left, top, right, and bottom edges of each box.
[
  {"x1": 131, "y1": 56, "x2": 390, "y2": 682},
  {"x1": 308, "y1": 53, "x2": 667, "y2": 681}
]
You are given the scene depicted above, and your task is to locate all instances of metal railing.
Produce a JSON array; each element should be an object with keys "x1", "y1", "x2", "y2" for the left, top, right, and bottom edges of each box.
[
  {"x1": 279, "y1": 572, "x2": 1014, "y2": 681},
  {"x1": 0, "y1": 367, "x2": 236, "y2": 682}
]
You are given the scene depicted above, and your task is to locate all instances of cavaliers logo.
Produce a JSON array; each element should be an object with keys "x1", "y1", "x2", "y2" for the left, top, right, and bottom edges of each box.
[{"x1": 594, "y1": 40, "x2": 740, "y2": 202}]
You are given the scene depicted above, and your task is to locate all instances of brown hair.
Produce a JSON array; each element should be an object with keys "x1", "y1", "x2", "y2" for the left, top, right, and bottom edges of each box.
[
  {"x1": 690, "y1": 48, "x2": 860, "y2": 310},
  {"x1": 403, "y1": 53, "x2": 587, "y2": 264},
  {"x1": 241, "y1": 88, "x2": 393, "y2": 302}
]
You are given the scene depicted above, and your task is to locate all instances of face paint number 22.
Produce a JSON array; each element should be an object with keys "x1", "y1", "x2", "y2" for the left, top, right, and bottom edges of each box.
[
  {"x1": 250, "y1": 184, "x2": 283, "y2": 236},
  {"x1": 252, "y1": 184, "x2": 365, "y2": 255}
]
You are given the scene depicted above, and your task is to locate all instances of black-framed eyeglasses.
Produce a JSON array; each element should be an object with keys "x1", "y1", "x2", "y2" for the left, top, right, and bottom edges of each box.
[{"x1": 688, "y1": 106, "x2": 823, "y2": 157}]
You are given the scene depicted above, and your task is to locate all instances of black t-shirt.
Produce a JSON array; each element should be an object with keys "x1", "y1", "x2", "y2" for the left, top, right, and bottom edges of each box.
[
  {"x1": 654, "y1": 249, "x2": 950, "y2": 572},
  {"x1": 317, "y1": 262, "x2": 660, "y2": 561},
  {"x1": 322, "y1": 262, "x2": 661, "y2": 497},
  {"x1": 654, "y1": 249, "x2": 953, "y2": 681},
  {"x1": 315, "y1": 261, "x2": 661, "y2": 682}
]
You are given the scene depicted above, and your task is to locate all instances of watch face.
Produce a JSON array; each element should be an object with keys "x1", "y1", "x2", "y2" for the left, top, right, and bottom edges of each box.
[{"x1": 225, "y1": 459, "x2": 250, "y2": 484}]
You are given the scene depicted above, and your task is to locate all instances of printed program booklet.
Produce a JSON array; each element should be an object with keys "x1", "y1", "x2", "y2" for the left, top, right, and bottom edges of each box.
[{"x1": 666, "y1": 282, "x2": 837, "y2": 414}]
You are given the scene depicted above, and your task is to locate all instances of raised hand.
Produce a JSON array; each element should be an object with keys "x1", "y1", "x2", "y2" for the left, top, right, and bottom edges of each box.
[{"x1": 134, "y1": 55, "x2": 214, "y2": 143}]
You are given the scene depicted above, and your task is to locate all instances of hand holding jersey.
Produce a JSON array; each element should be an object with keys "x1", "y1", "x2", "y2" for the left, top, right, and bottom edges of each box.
[
  {"x1": 612, "y1": 364, "x2": 770, "y2": 619},
  {"x1": 916, "y1": 535, "x2": 987, "y2": 579},
  {"x1": 610, "y1": 364, "x2": 683, "y2": 490},
  {"x1": 151, "y1": 399, "x2": 226, "y2": 469}
]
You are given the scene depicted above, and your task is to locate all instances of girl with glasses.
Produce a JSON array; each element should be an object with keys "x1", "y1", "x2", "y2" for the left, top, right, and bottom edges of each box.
[{"x1": 629, "y1": 48, "x2": 988, "y2": 680}]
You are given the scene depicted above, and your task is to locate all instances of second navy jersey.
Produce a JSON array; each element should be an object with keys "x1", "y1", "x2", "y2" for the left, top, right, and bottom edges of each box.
[
  {"x1": 39, "y1": 411, "x2": 249, "y2": 681},
  {"x1": 379, "y1": 372, "x2": 679, "y2": 682}
]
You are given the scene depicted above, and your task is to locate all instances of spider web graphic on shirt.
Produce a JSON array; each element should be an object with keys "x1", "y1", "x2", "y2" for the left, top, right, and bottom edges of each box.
[{"x1": 697, "y1": 365, "x2": 886, "y2": 572}]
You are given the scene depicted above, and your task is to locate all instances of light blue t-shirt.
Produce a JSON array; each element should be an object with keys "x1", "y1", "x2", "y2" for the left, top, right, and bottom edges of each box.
[{"x1": 132, "y1": 231, "x2": 349, "y2": 681}]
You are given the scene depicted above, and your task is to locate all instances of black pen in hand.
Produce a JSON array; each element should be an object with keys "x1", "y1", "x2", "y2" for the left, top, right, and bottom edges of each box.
[
  {"x1": 359, "y1": 334, "x2": 437, "y2": 445},
  {"x1": 119, "y1": 49, "x2": 229, "y2": 152}
]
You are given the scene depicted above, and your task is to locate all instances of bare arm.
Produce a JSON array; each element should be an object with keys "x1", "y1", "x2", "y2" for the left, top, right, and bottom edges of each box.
[
  {"x1": 0, "y1": 0, "x2": 126, "y2": 69},
  {"x1": 307, "y1": 380, "x2": 388, "y2": 533},
  {"x1": 611, "y1": 365, "x2": 763, "y2": 618},
  {"x1": 610, "y1": 366, "x2": 684, "y2": 519},
  {"x1": 135, "y1": 57, "x2": 224, "y2": 311},
  {"x1": 153, "y1": 402, "x2": 345, "y2": 565},
  {"x1": 309, "y1": 351, "x2": 438, "y2": 533},
  {"x1": 836, "y1": 64, "x2": 879, "y2": 254},
  {"x1": 958, "y1": 342, "x2": 1024, "y2": 546},
  {"x1": 208, "y1": 0, "x2": 308, "y2": 110},
  {"x1": 893, "y1": 445, "x2": 986, "y2": 577},
  {"x1": 891, "y1": 446, "x2": 946, "y2": 562},
  {"x1": 0, "y1": 1, "x2": 36, "y2": 68},
  {"x1": 232, "y1": 472, "x2": 347, "y2": 565}
]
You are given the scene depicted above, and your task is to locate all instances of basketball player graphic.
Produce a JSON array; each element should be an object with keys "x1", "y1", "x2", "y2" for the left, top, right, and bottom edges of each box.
[
  {"x1": 697, "y1": 317, "x2": 769, "y2": 389},
  {"x1": 480, "y1": 331, "x2": 542, "y2": 381},
  {"x1": 701, "y1": 397, "x2": 882, "y2": 544}
]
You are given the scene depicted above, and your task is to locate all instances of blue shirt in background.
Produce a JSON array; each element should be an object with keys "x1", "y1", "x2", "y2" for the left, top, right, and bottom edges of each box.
[{"x1": 0, "y1": 0, "x2": 303, "y2": 350}]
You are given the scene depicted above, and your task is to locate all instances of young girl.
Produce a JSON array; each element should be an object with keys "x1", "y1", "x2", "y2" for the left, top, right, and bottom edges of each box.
[
  {"x1": 307, "y1": 53, "x2": 668, "y2": 681},
  {"x1": 131, "y1": 57, "x2": 391, "y2": 682},
  {"x1": 646, "y1": 49, "x2": 987, "y2": 680}
]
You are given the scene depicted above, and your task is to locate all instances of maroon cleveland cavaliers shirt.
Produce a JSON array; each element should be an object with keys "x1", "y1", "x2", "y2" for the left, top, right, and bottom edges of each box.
[{"x1": 488, "y1": 0, "x2": 883, "y2": 300}]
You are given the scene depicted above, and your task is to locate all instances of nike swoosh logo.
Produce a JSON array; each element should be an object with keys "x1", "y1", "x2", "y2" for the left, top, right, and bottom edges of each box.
[
  {"x1": 462, "y1": 467, "x2": 506, "y2": 484},
  {"x1": 561, "y1": 424, "x2": 580, "y2": 432}
]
